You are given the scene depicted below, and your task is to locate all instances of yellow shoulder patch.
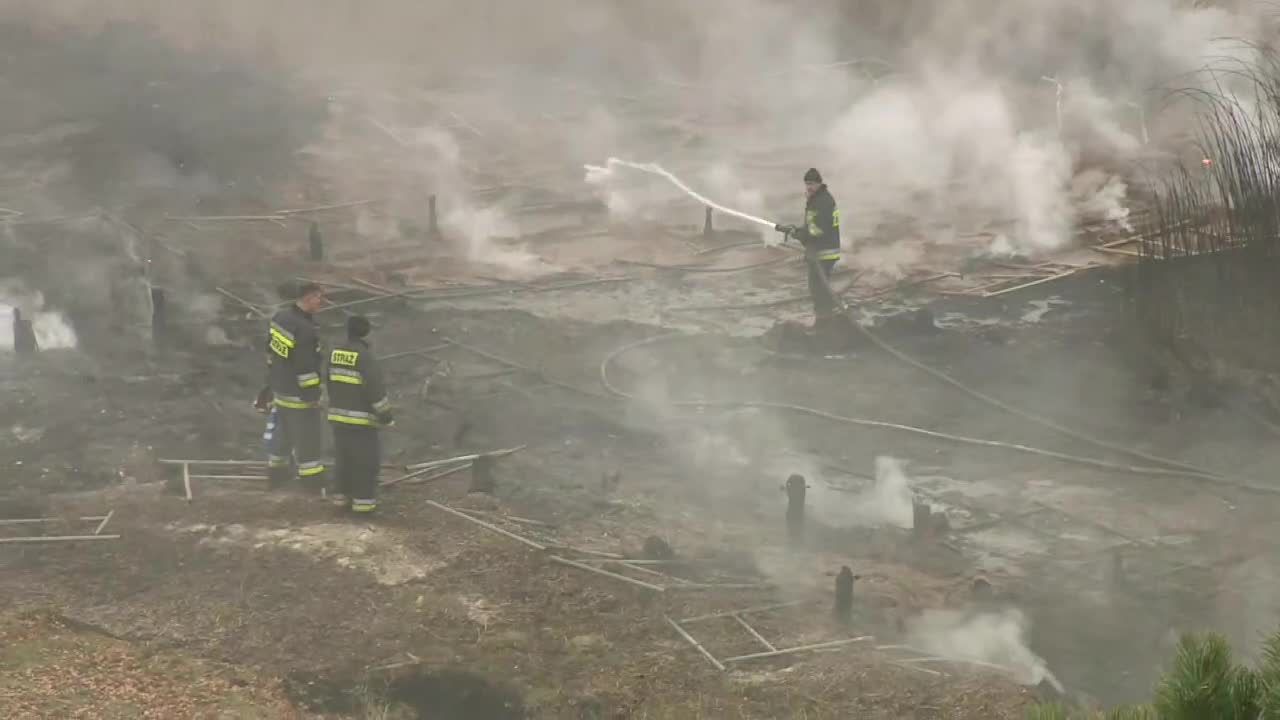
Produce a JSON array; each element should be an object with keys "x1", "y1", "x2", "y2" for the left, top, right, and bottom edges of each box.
[{"x1": 330, "y1": 349, "x2": 360, "y2": 367}]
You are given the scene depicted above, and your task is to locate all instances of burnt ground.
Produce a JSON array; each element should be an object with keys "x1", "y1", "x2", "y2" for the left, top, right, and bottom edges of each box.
[{"x1": 4, "y1": 218, "x2": 1280, "y2": 718}]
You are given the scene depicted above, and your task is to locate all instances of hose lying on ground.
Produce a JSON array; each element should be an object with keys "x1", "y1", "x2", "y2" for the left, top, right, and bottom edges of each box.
[
  {"x1": 599, "y1": 333, "x2": 1278, "y2": 493},
  {"x1": 591, "y1": 160, "x2": 1235, "y2": 485}
]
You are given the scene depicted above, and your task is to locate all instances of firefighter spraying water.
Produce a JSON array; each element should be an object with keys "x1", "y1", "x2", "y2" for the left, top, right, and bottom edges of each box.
[{"x1": 585, "y1": 158, "x2": 849, "y2": 333}]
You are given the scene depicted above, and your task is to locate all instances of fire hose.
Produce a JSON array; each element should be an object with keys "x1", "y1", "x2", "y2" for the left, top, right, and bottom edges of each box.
[{"x1": 590, "y1": 159, "x2": 1255, "y2": 490}]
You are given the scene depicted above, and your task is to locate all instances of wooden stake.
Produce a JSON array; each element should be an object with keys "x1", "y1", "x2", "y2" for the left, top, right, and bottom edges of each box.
[
  {"x1": 732, "y1": 614, "x2": 777, "y2": 652},
  {"x1": 94, "y1": 510, "x2": 115, "y2": 535},
  {"x1": 548, "y1": 555, "x2": 665, "y2": 592},
  {"x1": 158, "y1": 459, "x2": 269, "y2": 466},
  {"x1": 665, "y1": 616, "x2": 726, "y2": 671},
  {"x1": 681, "y1": 601, "x2": 808, "y2": 624},
  {"x1": 406, "y1": 446, "x2": 526, "y2": 471},
  {"x1": 381, "y1": 463, "x2": 468, "y2": 488},
  {"x1": 0, "y1": 535, "x2": 122, "y2": 544},
  {"x1": 277, "y1": 199, "x2": 376, "y2": 215},
  {"x1": 0, "y1": 516, "x2": 109, "y2": 526},
  {"x1": 426, "y1": 500, "x2": 547, "y2": 551},
  {"x1": 722, "y1": 636, "x2": 872, "y2": 663},
  {"x1": 183, "y1": 463, "x2": 193, "y2": 501}
]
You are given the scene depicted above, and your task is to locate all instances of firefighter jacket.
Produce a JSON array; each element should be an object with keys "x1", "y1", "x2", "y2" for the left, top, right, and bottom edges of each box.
[
  {"x1": 266, "y1": 304, "x2": 323, "y2": 409},
  {"x1": 795, "y1": 185, "x2": 841, "y2": 261},
  {"x1": 325, "y1": 337, "x2": 394, "y2": 428}
]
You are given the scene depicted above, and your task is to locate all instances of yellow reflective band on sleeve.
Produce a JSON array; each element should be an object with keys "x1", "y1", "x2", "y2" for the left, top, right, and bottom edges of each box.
[
  {"x1": 270, "y1": 323, "x2": 296, "y2": 343},
  {"x1": 329, "y1": 368, "x2": 364, "y2": 385},
  {"x1": 832, "y1": 209, "x2": 840, "y2": 228},
  {"x1": 297, "y1": 372, "x2": 321, "y2": 388},
  {"x1": 817, "y1": 251, "x2": 841, "y2": 261},
  {"x1": 330, "y1": 349, "x2": 359, "y2": 367},
  {"x1": 371, "y1": 397, "x2": 392, "y2": 412},
  {"x1": 351, "y1": 499, "x2": 377, "y2": 512}
]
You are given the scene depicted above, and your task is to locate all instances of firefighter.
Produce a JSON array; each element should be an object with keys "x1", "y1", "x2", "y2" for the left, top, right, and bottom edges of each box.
[
  {"x1": 775, "y1": 168, "x2": 843, "y2": 327},
  {"x1": 325, "y1": 315, "x2": 393, "y2": 513},
  {"x1": 264, "y1": 282, "x2": 328, "y2": 491}
]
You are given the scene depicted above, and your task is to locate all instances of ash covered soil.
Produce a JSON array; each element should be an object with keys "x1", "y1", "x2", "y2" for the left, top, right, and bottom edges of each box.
[{"x1": 5, "y1": 257, "x2": 1280, "y2": 718}]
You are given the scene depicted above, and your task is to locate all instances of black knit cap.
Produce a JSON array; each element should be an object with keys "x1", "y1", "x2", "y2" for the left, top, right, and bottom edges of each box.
[
  {"x1": 346, "y1": 315, "x2": 371, "y2": 339},
  {"x1": 804, "y1": 167, "x2": 823, "y2": 183}
]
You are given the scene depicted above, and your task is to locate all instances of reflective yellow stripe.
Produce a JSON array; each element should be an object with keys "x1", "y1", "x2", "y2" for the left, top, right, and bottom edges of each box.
[
  {"x1": 328, "y1": 414, "x2": 375, "y2": 426},
  {"x1": 329, "y1": 368, "x2": 364, "y2": 385},
  {"x1": 817, "y1": 252, "x2": 841, "y2": 261},
  {"x1": 298, "y1": 461, "x2": 326, "y2": 477},
  {"x1": 832, "y1": 209, "x2": 841, "y2": 228},
  {"x1": 269, "y1": 326, "x2": 295, "y2": 348},
  {"x1": 351, "y1": 500, "x2": 376, "y2": 512},
  {"x1": 371, "y1": 397, "x2": 391, "y2": 412},
  {"x1": 274, "y1": 395, "x2": 316, "y2": 410},
  {"x1": 297, "y1": 372, "x2": 321, "y2": 388}
]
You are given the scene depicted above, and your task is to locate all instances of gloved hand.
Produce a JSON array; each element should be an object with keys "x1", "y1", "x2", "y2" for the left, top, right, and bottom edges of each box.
[
  {"x1": 378, "y1": 413, "x2": 396, "y2": 428},
  {"x1": 775, "y1": 224, "x2": 800, "y2": 241},
  {"x1": 253, "y1": 386, "x2": 273, "y2": 413}
]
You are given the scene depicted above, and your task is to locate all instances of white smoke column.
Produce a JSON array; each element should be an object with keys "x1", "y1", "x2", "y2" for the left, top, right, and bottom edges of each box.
[
  {"x1": 1006, "y1": 132, "x2": 1074, "y2": 255},
  {"x1": 0, "y1": 282, "x2": 78, "y2": 351},
  {"x1": 908, "y1": 608, "x2": 1065, "y2": 692},
  {"x1": 865, "y1": 456, "x2": 916, "y2": 528}
]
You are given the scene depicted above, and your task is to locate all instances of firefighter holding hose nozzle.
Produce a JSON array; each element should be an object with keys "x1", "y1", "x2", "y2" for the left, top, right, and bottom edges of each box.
[{"x1": 775, "y1": 167, "x2": 843, "y2": 330}]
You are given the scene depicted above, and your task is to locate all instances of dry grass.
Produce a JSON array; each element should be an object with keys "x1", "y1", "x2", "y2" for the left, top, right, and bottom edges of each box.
[{"x1": 0, "y1": 609, "x2": 298, "y2": 719}]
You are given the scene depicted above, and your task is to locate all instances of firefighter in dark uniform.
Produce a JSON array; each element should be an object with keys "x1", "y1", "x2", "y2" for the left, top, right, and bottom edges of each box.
[
  {"x1": 775, "y1": 168, "x2": 842, "y2": 326},
  {"x1": 263, "y1": 282, "x2": 329, "y2": 490},
  {"x1": 326, "y1": 315, "x2": 393, "y2": 513}
]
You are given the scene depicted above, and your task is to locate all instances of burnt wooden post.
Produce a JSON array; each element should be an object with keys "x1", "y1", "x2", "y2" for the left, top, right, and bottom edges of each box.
[
  {"x1": 469, "y1": 453, "x2": 495, "y2": 493},
  {"x1": 912, "y1": 500, "x2": 932, "y2": 538},
  {"x1": 150, "y1": 288, "x2": 167, "y2": 346},
  {"x1": 834, "y1": 566, "x2": 854, "y2": 624},
  {"x1": 428, "y1": 195, "x2": 440, "y2": 239},
  {"x1": 785, "y1": 474, "x2": 807, "y2": 544},
  {"x1": 308, "y1": 221, "x2": 324, "y2": 261},
  {"x1": 12, "y1": 308, "x2": 37, "y2": 355}
]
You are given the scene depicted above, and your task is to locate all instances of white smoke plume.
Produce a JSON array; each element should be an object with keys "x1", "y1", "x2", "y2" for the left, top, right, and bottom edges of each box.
[
  {"x1": 907, "y1": 608, "x2": 1065, "y2": 692},
  {"x1": 0, "y1": 281, "x2": 78, "y2": 351}
]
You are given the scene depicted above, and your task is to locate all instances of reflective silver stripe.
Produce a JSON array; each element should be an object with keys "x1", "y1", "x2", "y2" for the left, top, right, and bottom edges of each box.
[
  {"x1": 371, "y1": 396, "x2": 391, "y2": 412},
  {"x1": 268, "y1": 455, "x2": 289, "y2": 467},
  {"x1": 328, "y1": 408, "x2": 376, "y2": 421},
  {"x1": 329, "y1": 368, "x2": 364, "y2": 384},
  {"x1": 351, "y1": 499, "x2": 376, "y2": 512},
  {"x1": 328, "y1": 408, "x2": 376, "y2": 420}
]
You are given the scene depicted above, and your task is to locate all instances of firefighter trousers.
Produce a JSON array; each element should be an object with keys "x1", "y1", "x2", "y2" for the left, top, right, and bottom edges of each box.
[
  {"x1": 332, "y1": 424, "x2": 380, "y2": 511},
  {"x1": 807, "y1": 257, "x2": 839, "y2": 317},
  {"x1": 269, "y1": 406, "x2": 327, "y2": 490}
]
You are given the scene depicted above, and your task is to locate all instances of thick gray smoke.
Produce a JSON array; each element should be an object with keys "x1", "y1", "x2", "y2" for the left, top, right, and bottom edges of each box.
[{"x1": 7, "y1": 0, "x2": 1269, "y2": 277}]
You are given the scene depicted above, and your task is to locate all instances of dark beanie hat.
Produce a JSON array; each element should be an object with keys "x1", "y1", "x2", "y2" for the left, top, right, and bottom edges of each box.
[
  {"x1": 804, "y1": 168, "x2": 823, "y2": 183},
  {"x1": 346, "y1": 315, "x2": 371, "y2": 339}
]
